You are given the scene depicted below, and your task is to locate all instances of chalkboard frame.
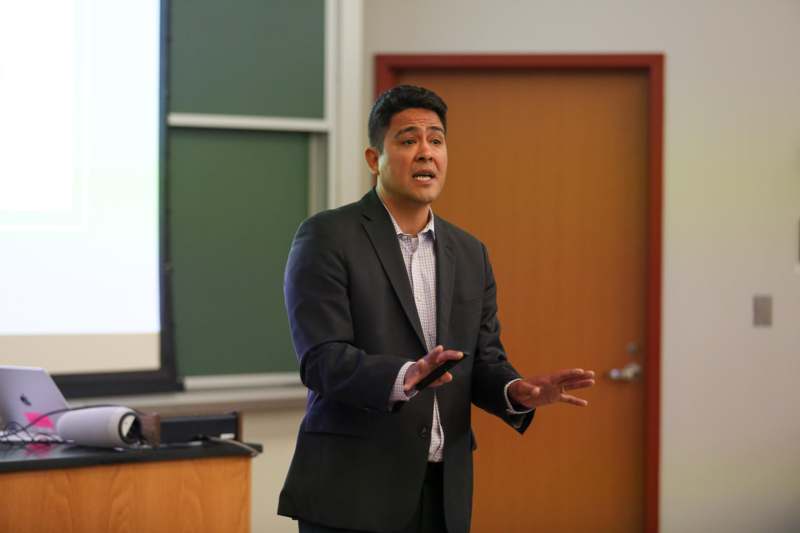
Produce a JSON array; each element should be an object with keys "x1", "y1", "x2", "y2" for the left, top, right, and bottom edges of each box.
[{"x1": 56, "y1": 0, "x2": 182, "y2": 398}]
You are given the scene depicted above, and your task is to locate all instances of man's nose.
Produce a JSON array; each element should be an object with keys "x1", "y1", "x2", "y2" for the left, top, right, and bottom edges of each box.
[{"x1": 416, "y1": 141, "x2": 433, "y2": 160}]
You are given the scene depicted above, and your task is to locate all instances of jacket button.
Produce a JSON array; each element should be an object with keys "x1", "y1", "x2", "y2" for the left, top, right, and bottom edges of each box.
[{"x1": 418, "y1": 426, "x2": 429, "y2": 439}]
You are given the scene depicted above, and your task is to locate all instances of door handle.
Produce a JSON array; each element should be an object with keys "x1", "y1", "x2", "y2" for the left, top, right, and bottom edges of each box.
[{"x1": 607, "y1": 362, "x2": 642, "y2": 382}]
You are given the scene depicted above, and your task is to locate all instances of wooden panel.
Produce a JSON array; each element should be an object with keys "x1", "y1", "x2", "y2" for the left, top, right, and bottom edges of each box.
[
  {"x1": 0, "y1": 457, "x2": 251, "y2": 533},
  {"x1": 397, "y1": 69, "x2": 649, "y2": 532}
]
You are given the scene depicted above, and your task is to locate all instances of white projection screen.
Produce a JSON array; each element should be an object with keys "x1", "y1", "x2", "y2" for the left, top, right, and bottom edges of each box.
[{"x1": 0, "y1": 1, "x2": 177, "y2": 396}]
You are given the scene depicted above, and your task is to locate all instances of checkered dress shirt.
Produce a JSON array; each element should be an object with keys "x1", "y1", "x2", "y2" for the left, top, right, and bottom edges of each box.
[
  {"x1": 383, "y1": 208, "x2": 446, "y2": 462},
  {"x1": 383, "y1": 204, "x2": 531, "y2": 461}
]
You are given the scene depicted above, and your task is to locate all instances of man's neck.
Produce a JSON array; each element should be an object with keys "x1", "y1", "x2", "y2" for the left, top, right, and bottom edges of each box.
[{"x1": 377, "y1": 189, "x2": 431, "y2": 235}]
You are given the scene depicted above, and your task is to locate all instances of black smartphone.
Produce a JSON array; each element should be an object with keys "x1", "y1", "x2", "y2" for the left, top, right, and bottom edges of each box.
[{"x1": 414, "y1": 351, "x2": 470, "y2": 391}]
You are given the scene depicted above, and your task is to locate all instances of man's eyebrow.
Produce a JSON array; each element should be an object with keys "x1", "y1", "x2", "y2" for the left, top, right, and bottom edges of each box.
[{"x1": 393, "y1": 125, "x2": 446, "y2": 137}]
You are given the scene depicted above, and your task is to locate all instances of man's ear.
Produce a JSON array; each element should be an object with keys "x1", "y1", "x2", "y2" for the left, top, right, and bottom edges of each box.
[{"x1": 364, "y1": 146, "x2": 380, "y2": 177}]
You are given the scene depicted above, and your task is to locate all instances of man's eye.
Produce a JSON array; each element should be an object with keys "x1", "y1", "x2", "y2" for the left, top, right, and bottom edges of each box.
[
  {"x1": 402, "y1": 139, "x2": 416, "y2": 145},
  {"x1": 431, "y1": 138, "x2": 443, "y2": 145}
]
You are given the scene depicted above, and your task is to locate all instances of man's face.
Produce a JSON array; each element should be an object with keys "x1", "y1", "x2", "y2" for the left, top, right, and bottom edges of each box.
[{"x1": 366, "y1": 108, "x2": 448, "y2": 209}]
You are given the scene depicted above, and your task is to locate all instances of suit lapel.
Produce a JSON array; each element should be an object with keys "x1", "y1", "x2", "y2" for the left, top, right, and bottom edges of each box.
[
  {"x1": 360, "y1": 190, "x2": 427, "y2": 352},
  {"x1": 434, "y1": 218, "x2": 455, "y2": 349}
]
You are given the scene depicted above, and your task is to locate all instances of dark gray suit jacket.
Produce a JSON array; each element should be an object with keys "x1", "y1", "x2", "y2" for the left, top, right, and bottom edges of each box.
[{"x1": 278, "y1": 189, "x2": 533, "y2": 533}]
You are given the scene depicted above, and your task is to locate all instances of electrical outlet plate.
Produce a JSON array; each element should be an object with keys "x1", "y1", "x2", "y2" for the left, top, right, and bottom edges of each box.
[{"x1": 753, "y1": 294, "x2": 772, "y2": 327}]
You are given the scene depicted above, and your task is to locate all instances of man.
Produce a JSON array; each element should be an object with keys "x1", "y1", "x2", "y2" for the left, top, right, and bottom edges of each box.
[{"x1": 279, "y1": 85, "x2": 595, "y2": 533}]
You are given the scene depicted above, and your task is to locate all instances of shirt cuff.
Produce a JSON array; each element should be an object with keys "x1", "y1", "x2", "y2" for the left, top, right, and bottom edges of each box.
[
  {"x1": 504, "y1": 378, "x2": 534, "y2": 415},
  {"x1": 389, "y1": 361, "x2": 418, "y2": 406}
]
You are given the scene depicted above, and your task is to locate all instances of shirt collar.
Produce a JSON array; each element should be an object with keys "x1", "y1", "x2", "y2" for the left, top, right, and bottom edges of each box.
[{"x1": 379, "y1": 198, "x2": 436, "y2": 239}]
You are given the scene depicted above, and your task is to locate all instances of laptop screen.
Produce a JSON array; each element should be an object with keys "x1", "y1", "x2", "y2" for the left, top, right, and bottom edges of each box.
[{"x1": 0, "y1": 366, "x2": 69, "y2": 438}]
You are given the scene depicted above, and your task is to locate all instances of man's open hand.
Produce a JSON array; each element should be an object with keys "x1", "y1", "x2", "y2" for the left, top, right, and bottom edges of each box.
[
  {"x1": 509, "y1": 368, "x2": 596, "y2": 409},
  {"x1": 403, "y1": 345, "x2": 463, "y2": 392}
]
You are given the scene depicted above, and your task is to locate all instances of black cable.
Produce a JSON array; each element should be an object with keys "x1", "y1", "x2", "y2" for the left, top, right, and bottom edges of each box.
[
  {"x1": 1, "y1": 421, "x2": 34, "y2": 441},
  {"x1": 203, "y1": 435, "x2": 261, "y2": 458},
  {"x1": 1, "y1": 419, "x2": 66, "y2": 445}
]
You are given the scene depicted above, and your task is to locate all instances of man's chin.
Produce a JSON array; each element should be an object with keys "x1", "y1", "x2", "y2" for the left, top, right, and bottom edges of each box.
[
  {"x1": 407, "y1": 195, "x2": 438, "y2": 208},
  {"x1": 379, "y1": 183, "x2": 443, "y2": 209},
  {"x1": 410, "y1": 187, "x2": 443, "y2": 206}
]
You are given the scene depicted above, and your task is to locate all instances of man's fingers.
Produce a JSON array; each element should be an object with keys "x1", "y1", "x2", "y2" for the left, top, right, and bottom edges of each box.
[
  {"x1": 560, "y1": 394, "x2": 589, "y2": 407},
  {"x1": 424, "y1": 345, "x2": 444, "y2": 362},
  {"x1": 416, "y1": 346, "x2": 445, "y2": 372},
  {"x1": 406, "y1": 369, "x2": 455, "y2": 392},
  {"x1": 404, "y1": 347, "x2": 463, "y2": 392},
  {"x1": 428, "y1": 372, "x2": 453, "y2": 388},
  {"x1": 423, "y1": 345, "x2": 462, "y2": 365},
  {"x1": 403, "y1": 349, "x2": 439, "y2": 391},
  {"x1": 554, "y1": 368, "x2": 595, "y2": 384},
  {"x1": 562, "y1": 378, "x2": 595, "y2": 391},
  {"x1": 433, "y1": 349, "x2": 463, "y2": 365}
]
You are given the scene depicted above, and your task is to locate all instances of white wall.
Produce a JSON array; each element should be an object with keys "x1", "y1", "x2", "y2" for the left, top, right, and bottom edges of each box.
[
  {"x1": 244, "y1": 408, "x2": 305, "y2": 533},
  {"x1": 361, "y1": 1, "x2": 800, "y2": 531}
]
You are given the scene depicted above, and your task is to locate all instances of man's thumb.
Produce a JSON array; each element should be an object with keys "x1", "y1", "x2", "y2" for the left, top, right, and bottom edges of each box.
[{"x1": 520, "y1": 382, "x2": 539, "y2": 396}]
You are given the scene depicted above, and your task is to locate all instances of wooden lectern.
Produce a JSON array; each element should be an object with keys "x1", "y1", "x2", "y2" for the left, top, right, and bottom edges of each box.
[{"x1": 0, "y1": 440, "x2": 259, "y2": 533}]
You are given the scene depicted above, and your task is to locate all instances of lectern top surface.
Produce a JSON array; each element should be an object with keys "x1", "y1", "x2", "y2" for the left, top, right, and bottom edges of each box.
[{"x1": 0, "y1": 440, "x2": 262, "y2": 475}]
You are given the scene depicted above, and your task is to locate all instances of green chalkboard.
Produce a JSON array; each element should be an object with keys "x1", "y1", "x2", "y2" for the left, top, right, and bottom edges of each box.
[
  {"x1": 166, "y1": 0, "x2": 326, "y2": 377},
  {"x1": 168, "y1": 129, "x2": 308, "y2": 375},
  {"x1": 169, "y1": 0, "x2": 325, "y2": 119}
]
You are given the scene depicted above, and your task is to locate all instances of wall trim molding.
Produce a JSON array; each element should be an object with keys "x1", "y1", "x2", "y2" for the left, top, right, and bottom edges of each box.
[
  {"x1": 71, "y1": 373, "x2": 306, "y2": 414},
  {"x1": 184, "y1": 372, "x2": 301, "y2": 390},
  {"x1": 167, "y1": 113, "x2": 330, "y2": 132}
]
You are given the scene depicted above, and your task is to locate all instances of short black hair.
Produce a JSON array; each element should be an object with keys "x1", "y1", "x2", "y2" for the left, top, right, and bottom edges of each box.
[{"x1": 367, "y1": 85, "x2": 448, "y2": 152}]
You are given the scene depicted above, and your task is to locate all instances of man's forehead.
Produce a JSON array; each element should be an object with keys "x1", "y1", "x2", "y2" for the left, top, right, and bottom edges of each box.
[{"x1": 388, "y1": 108, "x2": 444, "y2": 132}]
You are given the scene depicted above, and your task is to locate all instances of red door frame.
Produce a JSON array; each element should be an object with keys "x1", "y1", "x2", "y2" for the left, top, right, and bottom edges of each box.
[{"x1": 375, "y1": 54, "x2": 664, "y2": 533}]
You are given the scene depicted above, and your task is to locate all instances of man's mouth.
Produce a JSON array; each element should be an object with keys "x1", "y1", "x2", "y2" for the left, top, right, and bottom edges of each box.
[{"x1": 413, "y1": 171, "x2": 436, "y2": 182}]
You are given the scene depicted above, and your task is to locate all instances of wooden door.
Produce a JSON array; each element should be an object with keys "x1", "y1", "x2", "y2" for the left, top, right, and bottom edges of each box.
[{"x1": 396, "y1": 69, "x2": 650, "y2": 532}]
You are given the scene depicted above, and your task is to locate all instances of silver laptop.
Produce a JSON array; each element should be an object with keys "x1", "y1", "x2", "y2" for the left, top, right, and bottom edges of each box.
[{"x1": 0, "y1": 366, "x2": 69, "y2": 438}]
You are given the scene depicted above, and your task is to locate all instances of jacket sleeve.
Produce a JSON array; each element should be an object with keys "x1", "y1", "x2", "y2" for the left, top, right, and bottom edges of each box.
[
  {"x1": 470, "y1": 243, "x2": 535, "y2": 434},
  {"x1": 284, "y1": 215, "x2": 408, "y2": 412}
]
